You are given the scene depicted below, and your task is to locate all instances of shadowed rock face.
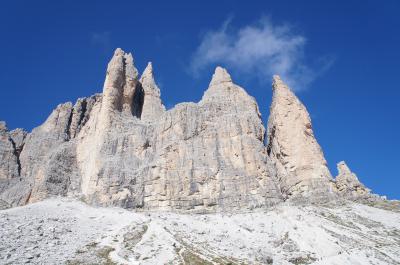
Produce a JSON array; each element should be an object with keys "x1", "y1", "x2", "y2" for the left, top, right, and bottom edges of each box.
[
  {"x1": 0, "y1": 48, "x2": 382, "y2": 210},
  {"x1": 0, "y1": 122, "x2": 20, "y2": 182}
]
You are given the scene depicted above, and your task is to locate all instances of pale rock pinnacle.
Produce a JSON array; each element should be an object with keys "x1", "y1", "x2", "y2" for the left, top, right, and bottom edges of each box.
[
  {"x1": 209, "y1": 66, "x2": 232, "y2": 87},
  {"x1": 140, "y1": 62, "x2": 166, "y2": 121},
  {"x1": 100, "y1": 48, "x2": 142, "y2": 129},
  {"x1": 267, "y1": 75, "x2": 335, "y2": 200},
  {"x1": 201, "y1": 66, "x2": 259, "y2": 116}
]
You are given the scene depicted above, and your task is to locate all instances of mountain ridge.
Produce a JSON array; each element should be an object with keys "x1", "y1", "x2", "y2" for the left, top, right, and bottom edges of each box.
[{"x1": 0, "y1": 48, "x2": 394, "y2": 211}]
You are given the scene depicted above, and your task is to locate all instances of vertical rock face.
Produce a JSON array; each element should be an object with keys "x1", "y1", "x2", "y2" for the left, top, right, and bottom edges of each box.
[
  {"x1": 0, "y1": 93, "x2": 101, "y2": 207},
  {"x1": 140, "y1": 62, "x2": 166, "y2": 122},
  {"x1": 69, "y1": 95, "x2": 100, "y2": 138},
  {"x1": 266, "y1": 76, "x2": 335, "y2": 200},
  {"x1": 141, "y1": 67, "x2": 282, "y2": 210},
  {"x1": 0, "y1": 122, "x2": 19, "y2": 181},
  {"x1": 0, "y1": 122, "x2": 28, "y2": 208},
  {"x1": 75, "y1": 49, "x2": 144, "y2": 207},
  {"x1": 335, "y1": 161, "x2": 371, "y2": 198},
  {"x1": 76, "y1": 64, "x2": 282, "y2": 210},
  {"x1": 19, "y1": 102, "x2": 75, "y2": 203}
]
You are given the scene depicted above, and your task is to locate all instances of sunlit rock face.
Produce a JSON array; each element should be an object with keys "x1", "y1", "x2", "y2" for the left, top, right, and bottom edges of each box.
[
  {"x1": 266, "y1": 76, "x2": 336, "y2": 201},
  {"x1": 75, "y1": 61, "x2": 283, "y2": 211},
  {"x1": 140, "y1": 62, "x2": 166, "y2": 122},
  {"x1": 0, "y1": 48, "x2": 383, "y2": 211}
]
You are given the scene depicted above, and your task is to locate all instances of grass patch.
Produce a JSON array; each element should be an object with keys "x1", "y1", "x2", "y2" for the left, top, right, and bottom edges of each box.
[
  {"x1": 289, "y1": 254, "x2": 317, "y2": 265},
  {"x1": 96, "y1": 246, "x2": 116, "y2": 265},
  {"x1": 181, "y1": 250, "x2": 213, "y2": 265}
]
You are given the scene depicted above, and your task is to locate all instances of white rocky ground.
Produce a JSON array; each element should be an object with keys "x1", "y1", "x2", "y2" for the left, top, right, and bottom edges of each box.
[{"x1": 0, "y1": 198, "x2": 399, "y2": 265}]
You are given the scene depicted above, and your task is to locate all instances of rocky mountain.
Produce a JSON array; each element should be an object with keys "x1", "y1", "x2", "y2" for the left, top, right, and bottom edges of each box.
[
  {"x1": 1, "y1": 48, "x2": 399, "y2": 265},
  {"x1": 0, "y1": 48, "x2": 390, "y2": 211}
]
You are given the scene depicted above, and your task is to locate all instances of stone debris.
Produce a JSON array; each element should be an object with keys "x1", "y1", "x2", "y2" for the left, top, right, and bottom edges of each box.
[{"x1": 1, "y1": 198, "x2": 399, "y2": 264}]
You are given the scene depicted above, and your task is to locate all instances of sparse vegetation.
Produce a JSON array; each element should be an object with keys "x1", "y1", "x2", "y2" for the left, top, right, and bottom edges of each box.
[
  {"x1": 96, "y1": 246, "x2": 116, "y2": 265},
  {"x1": 181, "y1": 250, "x2": 213, "y2": 265},
  {"x1": 66, "y1": 243, "x2": 116, "y2": 265},
  {"x1": 288, "y1": 254, "x2": 317, "y2": 265}
]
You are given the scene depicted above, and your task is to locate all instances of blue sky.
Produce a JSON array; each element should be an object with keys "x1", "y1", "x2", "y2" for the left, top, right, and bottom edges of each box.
[{"x1": 0, "y1": 0, "x2": 399, "y2": 199}]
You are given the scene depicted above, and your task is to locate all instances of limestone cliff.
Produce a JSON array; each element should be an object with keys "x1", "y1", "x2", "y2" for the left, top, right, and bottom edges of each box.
[{"x1": 0, "y1": 48, "x2": 384, "y2": 210}]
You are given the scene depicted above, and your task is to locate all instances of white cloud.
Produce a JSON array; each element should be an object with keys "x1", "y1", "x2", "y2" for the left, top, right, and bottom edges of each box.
[
  {"x1": 190, "y1": 17, "x2": 331, "y2": 91},
  {"x1": 91, "y1": 31, "x2": 111, "y2": 50}
]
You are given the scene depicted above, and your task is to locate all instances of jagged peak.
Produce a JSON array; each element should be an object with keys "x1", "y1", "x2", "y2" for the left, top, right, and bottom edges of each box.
[
  {"x1": 101, "y1": 49, "x2": 142, "y2": 116},
  {"x1": 201, "y1": 66, "x2": 260, "y2": 112},
  {"x1": 140, "y1": 62, "x2": 165, "y2": 121},
  {"x1": 209, "y1": 66, "x2": 232, "y2": 87},
  {"x1": 267, "y1": 74, "x2": 335, "y2": 200},
  {"x1": 140, "y1": 62, "x2": 155, "y2": 85},
  {"x1": 270, "y1": 75, "x2": 305, "y2": 116},
  {"x1": 123, "y1": 52, "x2": 139, "y2": 81},
  {"x1": 140, "y1": 62, "x2": 161, "y2": 96},
  {"x1": 336, "y1": 161, "x2": 371, "y2": 196},
  {"x1": 107, "y1": 48, "x2": 139, "y2": 81},
  {"x1": 113, "y1": 47, "x2": 124, "y2": 56},
  {"x1": 272, "y1": 75, "x2": 291, "y2": 92},
  {"x1": 336, "y1": 161, "x2": 363, "y2": 185},
  {"x1": 272, "y1": 74, "x2": 282, "y2": 83},
  {"x1": 337, "y1": 161, "x2": 353, "y2": 176}
]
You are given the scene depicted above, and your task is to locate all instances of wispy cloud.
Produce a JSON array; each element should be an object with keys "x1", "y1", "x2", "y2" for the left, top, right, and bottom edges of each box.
[
  {"x1": 91, "y1": 31, "x2": 111, "y2": 51},
  {"x1": 190, "y1": 17, "x2": 333, "y2": 91}
]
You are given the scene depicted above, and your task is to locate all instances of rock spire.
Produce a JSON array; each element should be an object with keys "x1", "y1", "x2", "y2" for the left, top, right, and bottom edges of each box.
[
  {"x1": 140, "y1": 62, "x2": 166, "y2": 122},
  {"x1": 102, "y1": 48, "x2": 142, "y2": 121},
  {"x1": 266, "y1": 75, "x2": 335, "y2": 200}
]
